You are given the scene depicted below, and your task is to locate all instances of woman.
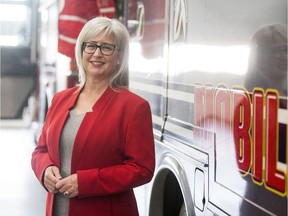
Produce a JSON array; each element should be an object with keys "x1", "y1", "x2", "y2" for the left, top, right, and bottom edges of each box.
[{"x1": 31, "y1": 17, "x2": 155, "y2": 216}]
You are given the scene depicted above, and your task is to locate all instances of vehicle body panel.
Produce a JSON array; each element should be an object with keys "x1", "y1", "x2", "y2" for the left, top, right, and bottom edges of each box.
[{"x1": 127, "y1": 0, "x2": 287, "y2": 215}]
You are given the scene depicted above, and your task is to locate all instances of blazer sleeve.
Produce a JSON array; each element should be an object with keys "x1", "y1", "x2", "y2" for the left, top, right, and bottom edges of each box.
[
  {"x1": 77, "y1": 100, "x2": 155, "y2": 198},
  {"x1": 31, "y1": 95, "x2": 58, "y2": 187}
]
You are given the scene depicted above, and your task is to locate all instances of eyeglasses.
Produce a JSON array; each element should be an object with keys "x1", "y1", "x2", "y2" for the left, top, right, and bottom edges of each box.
[{"x1": 82, "y1": 42, "x2": 118, "y2": 56}]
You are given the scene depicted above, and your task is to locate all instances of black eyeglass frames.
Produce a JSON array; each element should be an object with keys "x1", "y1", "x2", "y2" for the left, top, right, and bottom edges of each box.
[{"x1": 82, "y1": 42, "x2": 119, "y2": 56}]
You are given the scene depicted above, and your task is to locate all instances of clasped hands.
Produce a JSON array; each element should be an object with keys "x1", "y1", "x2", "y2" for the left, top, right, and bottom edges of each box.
[{"x1": 44, "y1": 166, "x2": 79, "y2": 198}]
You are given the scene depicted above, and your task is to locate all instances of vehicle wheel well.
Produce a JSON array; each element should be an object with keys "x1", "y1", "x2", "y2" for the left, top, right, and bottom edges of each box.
[{"x1": 149, "y1": 169, "x2": 184, "y2": 216}]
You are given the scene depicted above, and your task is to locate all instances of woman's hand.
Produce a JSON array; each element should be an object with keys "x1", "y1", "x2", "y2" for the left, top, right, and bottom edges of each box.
[
  {"x1": 44, "y1": 166, "x2": 62, "y2": 193},
  {"x1": 56, "y1": 173, "x2": 79, "y2": 198}
]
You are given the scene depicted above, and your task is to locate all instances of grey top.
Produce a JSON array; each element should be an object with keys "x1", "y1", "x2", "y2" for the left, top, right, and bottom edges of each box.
[{"x1": 53, "y1": 109, "x2": 86, "y2": 216}]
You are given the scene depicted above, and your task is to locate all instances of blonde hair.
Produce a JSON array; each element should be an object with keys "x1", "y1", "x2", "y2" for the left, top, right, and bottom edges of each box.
[{"x1": 75, "y1": 16, "x2": 130, "y2": 89}]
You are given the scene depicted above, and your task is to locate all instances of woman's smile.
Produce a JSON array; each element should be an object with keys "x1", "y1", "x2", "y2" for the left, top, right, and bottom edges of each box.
[{"x1": 89, "y1": 59, "x2": 105, "y2": 66}]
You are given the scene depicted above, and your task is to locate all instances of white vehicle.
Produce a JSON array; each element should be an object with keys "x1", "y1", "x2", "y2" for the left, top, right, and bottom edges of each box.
[{"x1": 126, "y1": 0, "x2": 287, "y2": 215}]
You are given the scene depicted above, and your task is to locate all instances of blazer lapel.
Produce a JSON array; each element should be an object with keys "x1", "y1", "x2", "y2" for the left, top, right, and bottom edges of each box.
[
  {"x1": 51, "y1": 88, "x2": 81, "y2": 166},
  {"x1": 71, "y1": 87, "x2": 115, "y2": 171}
]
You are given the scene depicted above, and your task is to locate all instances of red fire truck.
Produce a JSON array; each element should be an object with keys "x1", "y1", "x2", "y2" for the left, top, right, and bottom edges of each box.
[{"x1": 35, "y1": 0, "x2": 287, "y2": 215}]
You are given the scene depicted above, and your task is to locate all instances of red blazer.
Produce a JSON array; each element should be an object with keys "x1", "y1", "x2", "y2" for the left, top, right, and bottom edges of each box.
[{"x1": 31, "y1": 86, "x2": 155, "y2": 216}]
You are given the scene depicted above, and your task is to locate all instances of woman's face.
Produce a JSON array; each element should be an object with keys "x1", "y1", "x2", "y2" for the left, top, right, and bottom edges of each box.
[{"x1": 82, "y1": 32, "x2": 120, "y2": 83}]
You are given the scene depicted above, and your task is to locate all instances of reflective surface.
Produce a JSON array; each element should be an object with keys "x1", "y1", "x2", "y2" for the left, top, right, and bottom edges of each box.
[{"x1": 128, "y1": 0, "x2": 287, "y2": 215}]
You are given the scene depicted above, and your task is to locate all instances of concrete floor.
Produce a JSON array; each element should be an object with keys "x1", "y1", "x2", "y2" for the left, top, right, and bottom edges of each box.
[{"x1": 0, "y1": 125, "x2": 46, "y2": 216}]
